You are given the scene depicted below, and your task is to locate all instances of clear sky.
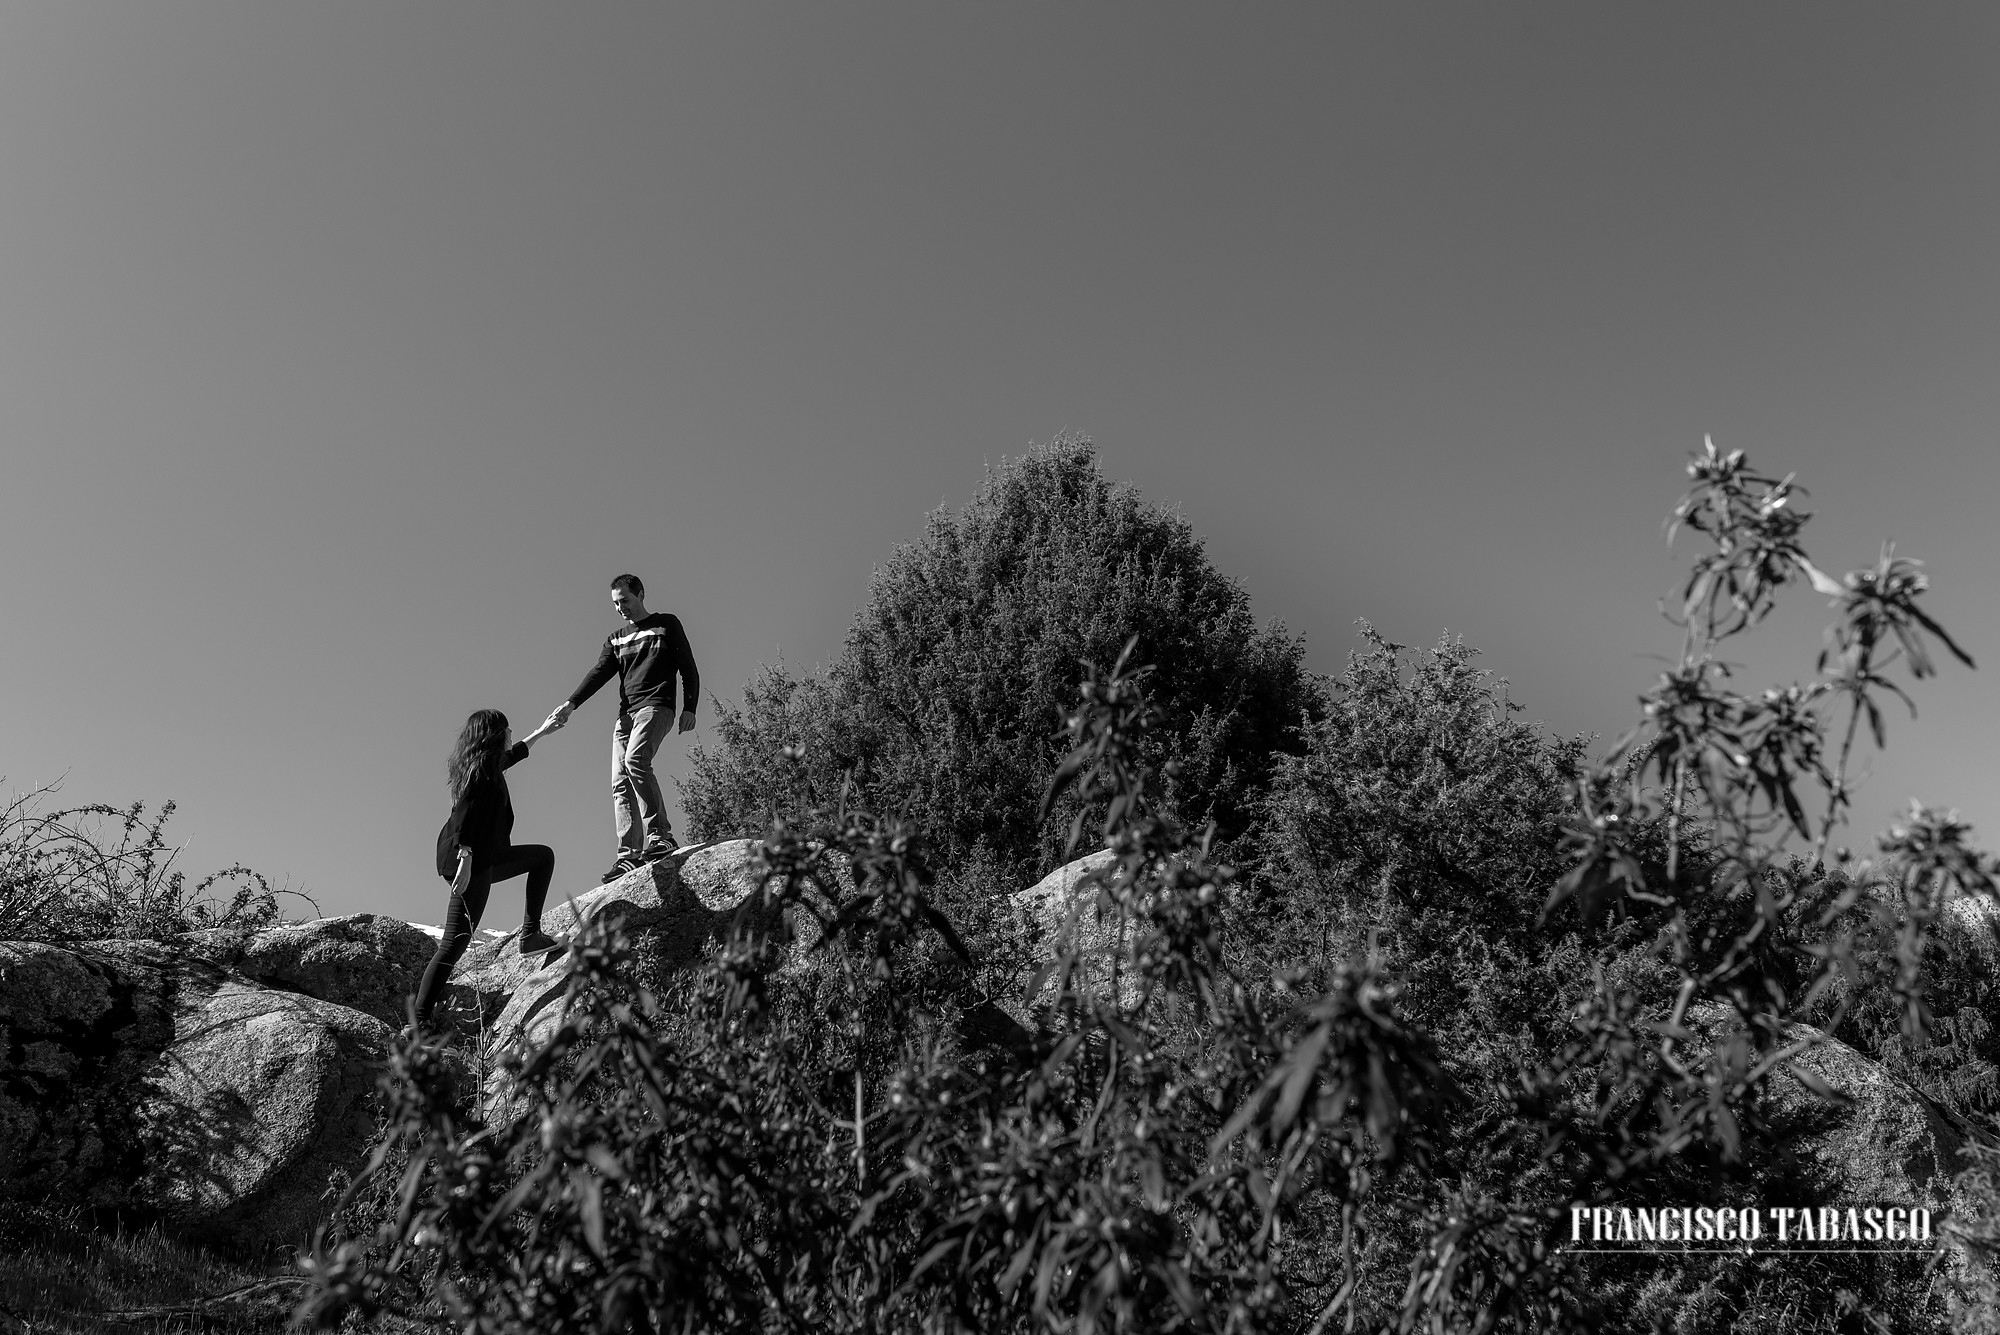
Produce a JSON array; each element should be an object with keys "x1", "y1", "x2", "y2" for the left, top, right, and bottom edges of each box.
[{"x1": 4, "y1": 4, "x2": 1996, "y2": 921}]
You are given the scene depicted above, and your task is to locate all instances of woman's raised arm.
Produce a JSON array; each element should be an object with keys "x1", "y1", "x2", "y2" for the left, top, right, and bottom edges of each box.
[{"x1": 519, "y1": 711, "x2": 566, "y2": 749}]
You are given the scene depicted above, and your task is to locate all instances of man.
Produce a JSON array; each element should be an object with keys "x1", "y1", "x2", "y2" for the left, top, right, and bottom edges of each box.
[{"x1": 549, "y1": 574, "x2": 700, "y2": 882}]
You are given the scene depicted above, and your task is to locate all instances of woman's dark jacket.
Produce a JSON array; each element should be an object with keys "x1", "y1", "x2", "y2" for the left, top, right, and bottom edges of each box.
[{"x1": 435, "y1": 741, "x2": 530, "y2": 879}]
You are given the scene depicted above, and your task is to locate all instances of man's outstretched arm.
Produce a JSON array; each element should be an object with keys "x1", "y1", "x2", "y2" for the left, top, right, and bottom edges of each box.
[{"x1": 555, "y1": 639, "x2": 618, "y2": 725}]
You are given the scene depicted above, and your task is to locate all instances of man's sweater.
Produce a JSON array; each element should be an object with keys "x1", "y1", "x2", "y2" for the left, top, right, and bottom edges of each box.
[{"x1": 568, "y1": 612, "x2": 700, "y2": 717}]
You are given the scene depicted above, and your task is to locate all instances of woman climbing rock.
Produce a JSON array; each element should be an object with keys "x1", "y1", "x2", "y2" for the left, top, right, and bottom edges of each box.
[{"x1": 412, "y1": 707, "x2": 565, "y2": 1028}]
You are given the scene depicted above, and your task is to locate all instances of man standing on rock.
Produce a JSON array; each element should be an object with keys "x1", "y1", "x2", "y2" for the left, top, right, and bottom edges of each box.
[{"x1": 547, "y1": 574, "x2": 700, "y2": 883}]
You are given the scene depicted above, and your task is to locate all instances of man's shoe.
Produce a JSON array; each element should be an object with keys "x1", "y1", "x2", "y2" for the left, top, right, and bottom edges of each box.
[
  {"x1": 600, "y1": 857, "x2": 641, "y2": 884},
  {"x1": 642, "y1": 845, "x2": 675, "y2": 865},
  {"x1": 519, "y1": 928, "x2": 560, "y2": 956}
]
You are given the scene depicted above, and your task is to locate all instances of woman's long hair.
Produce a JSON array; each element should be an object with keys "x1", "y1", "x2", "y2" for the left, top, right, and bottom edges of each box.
[{"x1": 448, "y1": 709, "x2": 510, "y2": 800}]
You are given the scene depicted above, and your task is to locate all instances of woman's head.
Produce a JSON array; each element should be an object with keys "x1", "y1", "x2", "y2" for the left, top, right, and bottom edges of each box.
[{"x1": 448, "y1": 709, "x2": 510, "y2": 799}]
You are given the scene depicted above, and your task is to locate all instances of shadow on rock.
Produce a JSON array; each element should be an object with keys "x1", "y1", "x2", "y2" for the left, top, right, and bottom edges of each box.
[{"x1": 1, "y1": 941, "x2": 390, "y2": 1255}]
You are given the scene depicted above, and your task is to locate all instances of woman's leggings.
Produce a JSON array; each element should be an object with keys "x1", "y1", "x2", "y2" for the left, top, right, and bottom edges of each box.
[{"x1": 413, "y1": 843, "x2": 555, "y2": 1023}]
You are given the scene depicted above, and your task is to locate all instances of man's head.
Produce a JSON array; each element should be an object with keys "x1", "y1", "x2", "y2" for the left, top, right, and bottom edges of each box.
[{"x1": 610, "y1": 574, "x2": 647, "y2": 623}]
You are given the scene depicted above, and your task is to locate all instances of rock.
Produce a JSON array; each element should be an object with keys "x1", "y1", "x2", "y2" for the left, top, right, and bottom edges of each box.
[
  {"x1": 475, "y1": 837, "x2": 1025, "y2": 1103},
  {"x1": 1942, "y1": 889, "x2": 2000, "y2": 962},
  {"x1": 0, "y1": 940, "x2": 390, "y2": 1250},
  {"x1": 546, "y1": 853, "x2": 695, "y2": 937},
  {"x1": 179, "y1": 914, "x2": 438, "y2": 1028},
  {"x1": 482, "y1": 842, "x2": 778, "y2": 1106},
  {"x1": 1011, "y1": 849, "x2": 1134, "y2": 1005},
  {"x1": 678, "y1": 838, "x2": 768, "y2": 912},
  {"x1": 957, "y1": 997, "x2": 1036, "y2": 1058},
  {"x1": 141, "y1": 978, "x2": 392, "y2": 1247},
  {"x1": 443, "y1": 841, "x2": 783, "y2": 1037},
  {"x1": 681, "y1": 837, "x2": 822, "y2": 952},
  {"x1": 1691, "y1": 1004, "x2": 1999, "y2": 1212},
  {"x1": 451, "y1": 928, "x2": 558, "y2": 1024},
  {"x1": 1014, "y1": 849, "x2": 1119, "y2": 953},
  {"x1": 0, "y1": 941, "x2": 178, "y2": 1200}
]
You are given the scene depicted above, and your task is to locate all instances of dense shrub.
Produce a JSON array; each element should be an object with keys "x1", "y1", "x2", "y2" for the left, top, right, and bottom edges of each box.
[
  {"x1": 681, "y1": 435, "x2": 1318, "y2": 893},
  {"x1": 1242, "y1": 628, "x2": 1614, "y2": 1306},
  {"x1": 0, "y1": 782, "x2": 289, "y2": 942},
  {"x1": 1252, "y1": 623, "x2": 1586, "y2": 958}
]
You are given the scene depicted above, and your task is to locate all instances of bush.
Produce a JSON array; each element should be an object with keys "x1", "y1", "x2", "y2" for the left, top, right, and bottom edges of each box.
[
  {"x1": 0, "y1": 782, "x2": 291, "y2": 942},
  {"x1": 1253, "y1": 624, "x2": 1587, "y2": 960},
  {"x1": 681, "y1": 435, "x2": 1318, "y2": 894},
  {"x1": 1245, "y1": 626, "x2": 1607, "y2": 1235}
]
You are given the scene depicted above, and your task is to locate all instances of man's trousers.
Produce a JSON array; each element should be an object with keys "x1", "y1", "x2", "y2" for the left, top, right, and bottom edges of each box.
[{"x1": 612, "y1": 704, "x2": 676, "y2": 859}]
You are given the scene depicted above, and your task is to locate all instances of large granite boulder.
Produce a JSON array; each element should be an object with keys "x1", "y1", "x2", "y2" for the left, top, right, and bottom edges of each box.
[
  {"x1": 479, "y1": 842, "x2": 766, "y2": 1089},
  {"x1": 0, "y1": 940, "x2": 390, "y2": 1250},
  {"x1": 474, "y1": 837, "x2": 1032, "y2": 1103},
  {"x1": 450, "y1": 927, "x2": 559, "y2": 1026},
  {"x1": 1691, "y1": 1004, "x2": 1998, "y2": 1213},
  {"x1": 178, "y1": 913, "x2": 438, "y2": 1028},
  {"x1": 1, "y1": 941, "x2": 178, "y2": 1200},
  {"x1": 678, "y1": 837, "x2": 817, "y2": 954},
  {"x1": 446, "y1": 841, "x2": 772, "y2": 1024},
  {"x1": 141, "y1": 978, "x2": 393, "y2": 1245},
  {"x1": 1014, "y1": 849, "x2": 1119, "y2": 951},
  {"x1": 1011, "y1": 849, "x2": 1132, "y2": 1006},
  {"x1": 677, "y1": 838, "x2": 770, "y2": 914}
]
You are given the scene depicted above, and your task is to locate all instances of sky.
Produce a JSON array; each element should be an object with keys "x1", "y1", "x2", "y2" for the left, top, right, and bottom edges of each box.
[{"x1": 3, "y1": 4, "x2": 1996, "y2": 922}]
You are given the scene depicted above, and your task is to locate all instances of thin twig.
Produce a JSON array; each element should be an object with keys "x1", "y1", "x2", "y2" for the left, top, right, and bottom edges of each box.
[
  {"x1": 854, "y1": 1067, "x2": 866, "y2": 1188},
  {"x1": 101, "y1": 1274, "x2": 311, "y2": 1319},
  {"x1": 1814, "y1": 694, "x2": 1865, "y2": 867},
  {"x1": 1665, "y1": 759, "x2": 1687, "y2": 884}
]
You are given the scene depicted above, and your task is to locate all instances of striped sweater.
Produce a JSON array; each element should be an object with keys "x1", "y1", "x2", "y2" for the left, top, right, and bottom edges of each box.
[{"x1": 568, "y1": 613, "x2": 700, "y2": 716}]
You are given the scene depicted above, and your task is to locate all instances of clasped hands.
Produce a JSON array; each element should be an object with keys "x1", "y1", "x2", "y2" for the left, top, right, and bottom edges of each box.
[
  {"x1": 529, "y1": 702, "x2": 694, "y2": 743},
  {"x1": 519, "y1": 703, "x2": 571, "y2": 746}
]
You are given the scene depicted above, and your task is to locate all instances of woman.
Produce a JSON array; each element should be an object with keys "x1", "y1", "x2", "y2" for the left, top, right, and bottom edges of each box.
[{"x1": 412, "y1": 707, "x2": 564, "y2": 1027}]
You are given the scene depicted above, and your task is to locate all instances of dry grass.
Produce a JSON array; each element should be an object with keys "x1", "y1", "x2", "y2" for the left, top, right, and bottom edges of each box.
[{"x1": 0, "y1": 1202, "x2": 427, "y2": 1334}]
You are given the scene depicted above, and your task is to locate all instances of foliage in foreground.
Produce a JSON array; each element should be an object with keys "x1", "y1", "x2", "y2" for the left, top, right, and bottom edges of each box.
[
  {"x1": 680, "y1": 434, "x2": 1319, "y2": 893},
  {"x1": 0, "y1": 783, "x2": 290, "y2": 943},
  {"x1": 303, "y1": 443, "x2": 1999, "y2": 1333}
]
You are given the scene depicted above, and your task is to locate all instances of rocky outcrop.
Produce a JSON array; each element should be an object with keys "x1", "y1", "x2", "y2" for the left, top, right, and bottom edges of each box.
[
  {"x1": 178, "y1": 914, "x2": 439, "y2": 1028},
  {"x1": 488, "y1": 857, "x2": 706, "y2": 1051},
  {"x1": 450, "y1": 928, "x2": 561, "y2": 1025},
  {"x1": 1, "y1": 835, "x2": 961, "y2": 1235},
  {"x1": 446, "y1": 841, "x2": 775, "y2": 1026},
  {"x1": 481, "y1": 840, "x2": 781, "y2": 1105},
  {"x1": 678, "y1": 838, "x2": 771, "y2": 914},
  {"x1": 0, "y1": 940, "x2": 389, "y2": 1249},
  {"x1": 1781, "y1": 1033, "x2": 1992, "y2": 1210},
  {"x1": 1014, "y1": 849, "x2": 1118, "y2": 952},
  {"x1": 141, "y1": 978, "x2": 392, "y2": 1245},
  {"x1": 1942, "y1": 889, "x2": 2000, "y2": 963},
  {"x1": 1012, "y1": 849, "x2": 1135, "y2": 1006},
  {"x1": 1, "y1": 941, "x2": 179, "y2": 1200},
  {"x1": 1691, "y1": 1004, "x2": 1999, "y2": 1212}
]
